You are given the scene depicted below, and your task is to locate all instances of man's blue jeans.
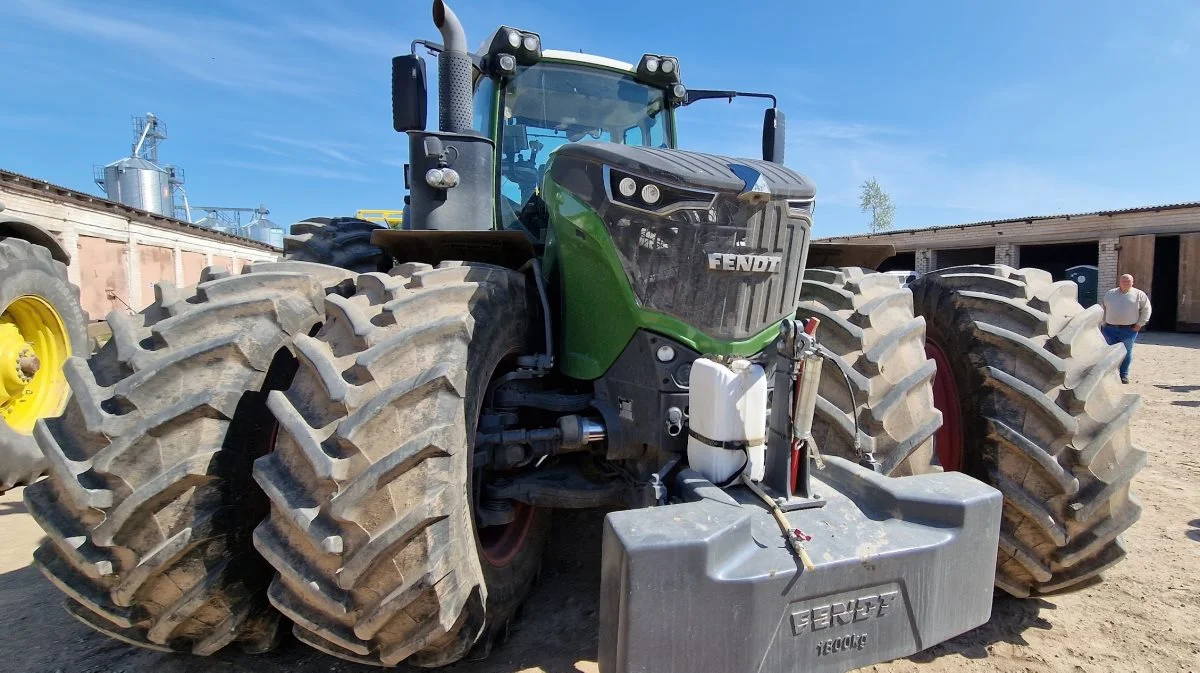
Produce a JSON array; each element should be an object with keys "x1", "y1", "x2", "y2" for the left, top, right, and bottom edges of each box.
[{"x1": 1101, "y1": 324, "x2": 1138, "y2": 380}]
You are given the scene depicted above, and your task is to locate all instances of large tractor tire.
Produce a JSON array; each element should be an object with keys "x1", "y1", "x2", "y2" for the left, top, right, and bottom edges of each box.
[
  {"x1": 796, "y1": 267, "x2": 943, "y2": 477},
  {"x1": 252, "y1": 262, "x2": 551, "y2": 667},
  {"x1": 283, "y1": 217, "x2": 388, "y2": 273},
  {"x1": 22, "y1": 262, "x2": 351, "y2": 655},
  {"x1": 910, "y1": 265, "x2": 1145, "y2": 597},
  {"x1": 0, "y1": 238, "x2": 88, "y2": 492}
]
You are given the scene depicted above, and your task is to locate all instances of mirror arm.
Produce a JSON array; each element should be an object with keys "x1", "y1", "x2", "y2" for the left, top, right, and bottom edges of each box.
[
  {"x1": 683, "y1": 89, "x2": 777, "y2": 108},
  {"x1": 412, "y1": 39, "x2": 444, "y2": 55}
]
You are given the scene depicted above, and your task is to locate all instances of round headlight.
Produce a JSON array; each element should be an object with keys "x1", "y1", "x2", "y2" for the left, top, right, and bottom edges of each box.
[
  {"x1": 425, "y1": 168, "x2": 445, "y2": 187},
  {"x1": 618, "y1": 177, "x2": 637, "y2": 197},
  {"x1": 498, "y1": 53, "x2": 517, "y2": 72},
  {"x1": 522, "y1": 35, "x2": 539, "y2": 52},
  {"x1": 506, "y1": 30, "x2": 521, "y2": 48},
  {"x1": 661, "y1": 59, "x2": 676, "y2": 74},
  {"x1": 656, "y1": 345, "x2": 676, "y2": 362},
  {"x1": 641, "y1": 183, "x2": 661, "y2": 205},
  {"x1": 645, "y1": 58, "x2": 659, "y2": 73}
]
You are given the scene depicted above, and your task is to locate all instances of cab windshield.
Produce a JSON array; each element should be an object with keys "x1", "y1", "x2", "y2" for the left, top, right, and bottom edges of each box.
[{"x1": 489, "y1": 61, "x2": 672, "y2": 233}]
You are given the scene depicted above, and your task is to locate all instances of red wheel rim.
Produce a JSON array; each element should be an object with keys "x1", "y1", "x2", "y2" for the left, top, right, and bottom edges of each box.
[
  {"x1": 925, "y1": 339, "x2": 964, "y2": 472},
  {"x1": 479, "y1": 501, "x2": 535, "y2": 568}
]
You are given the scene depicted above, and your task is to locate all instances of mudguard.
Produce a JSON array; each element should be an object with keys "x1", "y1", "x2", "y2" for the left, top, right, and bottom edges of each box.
[{"x1": 598, "y1": 457, "x2": 1002, "y2": 673}]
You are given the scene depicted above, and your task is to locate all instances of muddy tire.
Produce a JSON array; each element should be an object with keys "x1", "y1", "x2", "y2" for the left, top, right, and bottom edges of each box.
[
  {"x1": 283, "y1": 217, "x2": 388, "y2": 273},
  {"x1": 252, "y1": 262, "x2": 550, "y2": 666},
  {"x1": 0, "y1": 238, "x2": 89, "y2": 492},
  {"x1": 22, "y1": 262, "x2": 351, "y2": 654},
  {"x1": 796, "y1": 267, "x2": 942, "y2": 476},
  {"x1": 910, "y1": 264, "x2": 1145, "y2": 597}
]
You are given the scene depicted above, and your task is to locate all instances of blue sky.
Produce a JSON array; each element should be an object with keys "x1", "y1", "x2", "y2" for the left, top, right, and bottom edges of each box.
[{"x1": 1, "y1": 0, "x2": 1197, "y2": 237}]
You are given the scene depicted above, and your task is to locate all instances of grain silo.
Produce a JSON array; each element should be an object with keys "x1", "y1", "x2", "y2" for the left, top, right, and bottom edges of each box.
[{"x1": 94, "y1": 113, "x2": 183, "y2": 217}]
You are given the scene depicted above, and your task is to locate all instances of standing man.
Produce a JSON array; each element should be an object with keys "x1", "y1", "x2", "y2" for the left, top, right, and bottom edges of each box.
[{"x1": 1100, "y1": 274, "x2": 1152, "y2": 384}]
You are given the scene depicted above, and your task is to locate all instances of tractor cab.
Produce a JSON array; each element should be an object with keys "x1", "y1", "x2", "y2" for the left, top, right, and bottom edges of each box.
[{"x1": 479, "y1": 54, "x2": 676, "y2": 239}]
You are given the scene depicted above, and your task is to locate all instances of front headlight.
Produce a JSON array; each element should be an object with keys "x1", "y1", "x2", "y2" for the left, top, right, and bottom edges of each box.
[{"x1": 604, "y1": 166, "x2": 716, "y2": 215}]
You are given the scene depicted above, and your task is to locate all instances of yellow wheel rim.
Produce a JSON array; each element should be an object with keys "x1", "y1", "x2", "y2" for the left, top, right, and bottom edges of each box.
[{"x1": 0, "y1": 296, "x2": 71, "y2": 434}]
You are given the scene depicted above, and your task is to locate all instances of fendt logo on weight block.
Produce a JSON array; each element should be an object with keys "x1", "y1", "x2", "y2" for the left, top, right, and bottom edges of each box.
[
  {"x1": 790, "y1": 590, "x2": 899, "y2": 635},
  {"x1": 706, "y1": 252, "x2": 782, "y2": 273}
]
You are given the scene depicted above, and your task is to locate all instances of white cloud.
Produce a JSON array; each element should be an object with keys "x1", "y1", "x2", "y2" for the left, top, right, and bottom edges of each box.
[
  {"x1": 1, "y1": 0, "x2": 329, "y2": 96},
  {"x1": 216, "y1": 160, "x2": 378, "y2": 183},
  {"x1": 250, "y1": 133, "x2": 364, "y2": 166},
  {"x1": 784, "y1": 117, "x2": 1140, "y2": 227}
]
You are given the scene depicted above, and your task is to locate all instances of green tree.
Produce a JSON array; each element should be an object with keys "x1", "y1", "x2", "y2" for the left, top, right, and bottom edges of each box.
[{"x1": 859, "y1": 177, "x2": 896, "y2": 233}]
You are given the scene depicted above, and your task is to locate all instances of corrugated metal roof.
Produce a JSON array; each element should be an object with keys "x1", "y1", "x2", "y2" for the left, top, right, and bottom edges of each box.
[
  {"x1": 819, "y1": 200, "x2": 1200, "y2": 241},
  {"x1": 0, "y1": 168, "x2": 280, "y2": 252}
]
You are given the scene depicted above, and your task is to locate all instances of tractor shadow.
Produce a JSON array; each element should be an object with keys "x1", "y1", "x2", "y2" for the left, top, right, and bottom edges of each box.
[
  {"x1": 905, "y1": 591, "x2": 1063, "y2": 663},
  {"x1": 0, "y1": 499, "x2": 27, "y2": 516},
  {"x1": 0, "y1": 509, "x2": 609, "y2": 673},
  {"x1": 1155, "y1": 384, "x2": 1200, "y2": 393},
  {"x1": 1187, "y1": 519, "x2": 1200, "y2": 543}
]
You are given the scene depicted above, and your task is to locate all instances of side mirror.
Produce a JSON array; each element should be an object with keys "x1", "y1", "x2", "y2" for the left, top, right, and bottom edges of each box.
[
  {"x1": 762, "y1": 108, "x2": 785, "y2": 164},
  {"x1": 392, "y1": 55, "x2": 429, "y2": 132}
]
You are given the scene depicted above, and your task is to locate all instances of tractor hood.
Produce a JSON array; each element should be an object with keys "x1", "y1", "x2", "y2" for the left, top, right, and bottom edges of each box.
[
  {"x1": 551, "y1": 142, "x2": 816, "y2": 201},
  {"x1": 546, "y1": 143, "x2": 816, "y2": 344}
]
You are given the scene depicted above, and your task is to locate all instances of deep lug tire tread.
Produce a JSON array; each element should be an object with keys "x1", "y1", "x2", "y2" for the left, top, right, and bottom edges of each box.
[
  {"x1": 22, "y1": 263, "x2": 334, "y2": 654},
  {"x1": 796, "y1": 267, "x2": 943, "y2": 477},
  {"x1": 911, "y1": 264, "x2": 1144, "y2": 596},
  {"x1": 283, "y1": 217, "x2": 388, "y2": 274},
  {"x1": 252, "y1": 263, "x2": 549, "y2": 667}
]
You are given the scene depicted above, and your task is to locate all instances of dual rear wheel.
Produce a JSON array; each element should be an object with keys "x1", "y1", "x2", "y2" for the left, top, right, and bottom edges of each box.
[
  {"x1": 24, "y1": 257, "x2": 548, "y2": 665},
  {"x1": 798, "y1": 265, "x2": 1145, "y2": 597}
]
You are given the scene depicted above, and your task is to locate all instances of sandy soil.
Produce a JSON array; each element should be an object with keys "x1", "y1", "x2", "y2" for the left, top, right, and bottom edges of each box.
[{"x1": 1, "y1": 333, "x2": 1197, "y2": 673}]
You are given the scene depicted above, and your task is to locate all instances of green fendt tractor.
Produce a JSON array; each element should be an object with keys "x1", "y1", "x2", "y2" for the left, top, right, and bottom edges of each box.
[{"x1": 24, "y1": 2, "x2": 1143, "y2": 671}]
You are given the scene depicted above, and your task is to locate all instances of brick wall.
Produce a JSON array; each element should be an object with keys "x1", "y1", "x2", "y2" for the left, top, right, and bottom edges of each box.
[
  {"x1": 915, "y1": 249, "x2": 935, "y2": 275},
  {"x1": 995, "y1": 242, "x2": 1017, "y2": 267},
  {"x1": 1098, "y1": 237, "x2": 1119, "y2": 292}
]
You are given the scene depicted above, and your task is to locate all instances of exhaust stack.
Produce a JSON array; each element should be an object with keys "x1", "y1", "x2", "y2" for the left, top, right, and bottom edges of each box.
[{"x1": 432, "y1": 0, "x2": 472, "y2": 133}]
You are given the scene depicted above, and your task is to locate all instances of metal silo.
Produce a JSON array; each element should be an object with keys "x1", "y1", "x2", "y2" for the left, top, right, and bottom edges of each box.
[
  {"x1": 194, "y1": 213, "x2": 230, "y2": 234},
  {"x1": 94, "y1": 113, "x2": 181, "y2": 217},
  {"x1": 246, "y1": 206, "x2": 283, "y2": 247},
  {"x1": 98, "y1": 158, "x2": 174, "y2": 215}
]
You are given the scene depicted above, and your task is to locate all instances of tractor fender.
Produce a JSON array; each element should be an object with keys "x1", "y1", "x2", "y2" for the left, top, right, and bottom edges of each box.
[
  {"x1": 371, "y1": 228, "x2": 536, "y2": 269},
  {"x1": 0, "y1": 210, "x2": 71, "y2": 265}
]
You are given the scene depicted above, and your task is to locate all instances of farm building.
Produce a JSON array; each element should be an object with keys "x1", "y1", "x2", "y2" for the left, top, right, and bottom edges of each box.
[
  {"x1": 1, "y1": 169, "x2": 280, "y2": 321},
  {"x1": 820, "y1": 202, "x2": 1200, "y2": 332}
]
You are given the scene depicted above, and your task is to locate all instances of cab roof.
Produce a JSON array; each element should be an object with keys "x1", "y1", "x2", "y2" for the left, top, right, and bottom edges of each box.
[{"x1": 541, "y1": 49, "x2": 636, "y2": 74}]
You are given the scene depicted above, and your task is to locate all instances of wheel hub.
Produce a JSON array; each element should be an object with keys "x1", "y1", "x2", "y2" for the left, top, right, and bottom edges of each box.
[
  {"x1": 0, "y1": 323, "x2": 35, "y2": 402},
  {"x1": 478, "y1": 499, "x2": 535, "y2": 568},
  {"x1": 0, "y1": 296, "x2": 71, "y2": 433}
]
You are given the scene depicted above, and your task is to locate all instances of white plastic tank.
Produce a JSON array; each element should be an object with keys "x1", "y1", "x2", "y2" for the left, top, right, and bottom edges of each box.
[{"x1": 686, "y1": 358, "x2": 768, "y2": 485}]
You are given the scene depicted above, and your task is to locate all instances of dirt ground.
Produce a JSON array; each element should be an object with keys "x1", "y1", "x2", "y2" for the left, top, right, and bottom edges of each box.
[{"x1": 1, "y1": 333, "x2": 1197, "y2": 673}]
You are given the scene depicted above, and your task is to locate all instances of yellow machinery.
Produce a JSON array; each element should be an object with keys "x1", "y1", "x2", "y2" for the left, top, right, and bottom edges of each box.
[{"x1": 355, "y1": 209, "x2": 404, "y2": 228}]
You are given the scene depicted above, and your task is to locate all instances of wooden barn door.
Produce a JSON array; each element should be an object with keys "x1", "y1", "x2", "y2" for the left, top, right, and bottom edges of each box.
[
  {"x1": 1118, "y1": 234, "x2": 1156, "y2": 296},
  {"x1": 1178, "y1": 233, "x2": 1200, "y2": 332}
]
